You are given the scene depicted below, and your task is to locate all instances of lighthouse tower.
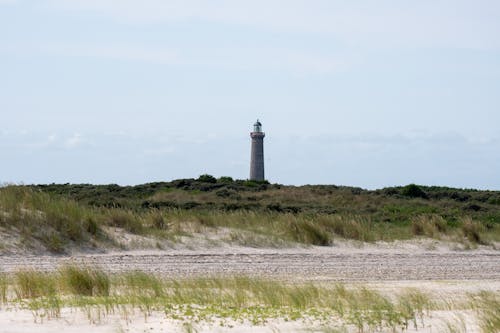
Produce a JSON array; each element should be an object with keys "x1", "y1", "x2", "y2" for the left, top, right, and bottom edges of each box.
[{"x1": 250, "y1": 120, "x2": 265, "y2": 181}]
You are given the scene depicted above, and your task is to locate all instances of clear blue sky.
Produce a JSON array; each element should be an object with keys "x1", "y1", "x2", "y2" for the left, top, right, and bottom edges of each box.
[{"x1": 1, "y1": 0, "x2": 499, "y2": 189}]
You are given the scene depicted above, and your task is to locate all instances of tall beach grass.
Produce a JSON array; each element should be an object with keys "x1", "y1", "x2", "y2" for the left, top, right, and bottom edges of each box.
[{"x1": 0, "y1": 266, "x2": 497, "y2": 332}]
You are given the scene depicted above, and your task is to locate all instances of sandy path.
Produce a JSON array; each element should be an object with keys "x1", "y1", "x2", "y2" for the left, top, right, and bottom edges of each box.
[{"x1": 1, "y1": 248, "x2": 498, "y2": 281}]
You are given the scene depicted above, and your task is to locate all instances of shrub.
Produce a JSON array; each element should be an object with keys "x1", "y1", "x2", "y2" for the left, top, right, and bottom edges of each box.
[
  {"x1": 401, "y1": 184, "x2": 428, "y2": 199},
  {"x1": 218, "y1": 176, "x2": 234, "y2": 183},
  {"x1": 215, "y1": 189, "x2": 232, "y2": 198},
  {"x1": 464, "y1": 204, "x2": 482, "y2": 212},
  {"x1": 242, "y1": 180, "x2": 269, "y2": 189},
  {"x1": 197, "y1": 174, "x2": 217, "y2": 183},
  {"x1": 267, "y1": 203, "x2": 301, "y2": 213}
]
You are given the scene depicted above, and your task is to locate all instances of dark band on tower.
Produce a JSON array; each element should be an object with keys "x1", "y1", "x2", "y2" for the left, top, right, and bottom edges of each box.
[{"x1": 250, "y1": 120, "x2": 265, "y2": 181}]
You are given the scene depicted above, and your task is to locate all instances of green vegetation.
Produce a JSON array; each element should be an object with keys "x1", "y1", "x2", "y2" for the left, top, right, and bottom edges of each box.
[
  {"x1": 0, "y1": 178, "x2": 499, "y2": 252},
  {"x1": 59, "y1": 266, "x2": 110, "y2": 296},
  {"x1": 0, "y1": 266, "x2": 431, "y2": 330},
  {"x1": 0, "y1": 186, "x2": 103, "y2": 252},
  {"x1": 471, "y1": 291, "x2": 500, "y2": 333},
  {"x1": 196, "y1": 174, "x2": 217, "y2": 183},
  {"x1": 401, "y1": 184, "x2": 429, "y2": 199},
  {"x1": 0, "y1": 266, "x2": 497, "y2": 332}
]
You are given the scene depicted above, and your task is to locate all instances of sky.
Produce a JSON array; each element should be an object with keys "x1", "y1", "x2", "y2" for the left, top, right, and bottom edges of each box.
[{"x1": 1, "y1": 0, "x2": 500, "y2": 189}]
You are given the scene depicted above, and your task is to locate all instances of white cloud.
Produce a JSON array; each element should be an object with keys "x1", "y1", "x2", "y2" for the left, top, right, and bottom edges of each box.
[
  {"x1": 64, "y1": 133, "x2": 84, "y2": 148},
  {"x1": 43, "y1": 0, "x2": 500, "y2": 49}
]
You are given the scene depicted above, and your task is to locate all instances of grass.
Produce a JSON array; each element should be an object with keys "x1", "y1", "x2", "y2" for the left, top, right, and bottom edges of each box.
[
  {"x1": 0, "y1": 186, "x2": 103, "y2": 252},
  {"x1": 14, "y1": 270, "x2": 57, "y2": 299},
  {"x1": 0, "y1": 266, "x2": 497, "y2": 332},
  {"x1": 60, "y1": 265, "x2": 110, "y2": 296},
  {"x1": 1, "y1": 267, "x2": 432, "y2": 331},
  {"x1": 0, "y1": 274, "x2": 7, "y2": 305},
  {"x1": 1, "y1": 184, "x2": 499, "y2": 253},
  {"x1": 470, "y1": 291, "x2": 500, "y2": 333}
]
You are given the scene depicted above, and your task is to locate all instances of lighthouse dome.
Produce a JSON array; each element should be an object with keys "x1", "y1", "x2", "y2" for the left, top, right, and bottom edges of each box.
[{"x1": 253, "y1": 120, "x2": 262, "y2": 132}]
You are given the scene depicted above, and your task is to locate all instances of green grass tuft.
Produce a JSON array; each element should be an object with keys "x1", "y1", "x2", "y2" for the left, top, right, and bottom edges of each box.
[
  {"x1": 14, "y1": 270, "x2": 57, "y2": 299},
  {"x1": 60, "y1": 265, "x2": 110, "y2": 296}
]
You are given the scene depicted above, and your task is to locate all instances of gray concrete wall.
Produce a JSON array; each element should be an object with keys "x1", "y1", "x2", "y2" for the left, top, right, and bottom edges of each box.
[{"x1": 250, "y1": 132, "x2": 265, "y2": 181}]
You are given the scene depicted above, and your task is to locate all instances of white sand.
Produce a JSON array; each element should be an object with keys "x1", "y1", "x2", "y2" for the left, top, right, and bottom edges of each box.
[{"x1": 0, "y1": 305, "x2": 484, "y2": 333}]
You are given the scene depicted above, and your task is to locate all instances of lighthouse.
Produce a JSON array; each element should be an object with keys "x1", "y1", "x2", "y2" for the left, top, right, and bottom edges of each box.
[{"x1": 250, "y1": 120, "x2": 265, "y2": 181}]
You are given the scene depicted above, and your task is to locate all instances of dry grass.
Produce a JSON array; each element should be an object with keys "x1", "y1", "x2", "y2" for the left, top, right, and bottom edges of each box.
[
  {"x1": 461, "y1": 217, "x2": 487, "y2": 244},
  {"x1": 411, "y1": 215, "x2": 448, "y2": 238}
]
